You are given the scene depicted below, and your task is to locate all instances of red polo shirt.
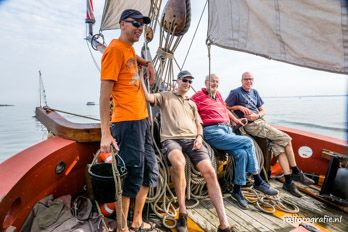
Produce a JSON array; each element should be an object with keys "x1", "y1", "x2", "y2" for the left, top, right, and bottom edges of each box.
[{"x1": 191, "y1": 88, "x2": 230, "y2": 126}]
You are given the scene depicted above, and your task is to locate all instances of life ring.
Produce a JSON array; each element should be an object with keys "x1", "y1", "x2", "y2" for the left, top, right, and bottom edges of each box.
[
  {"x1": 100, "y1": 202, "x2": 116, "y2": 216},
  {"x1": 98, "y1": 152, "x2": 112, "y2": 163}
]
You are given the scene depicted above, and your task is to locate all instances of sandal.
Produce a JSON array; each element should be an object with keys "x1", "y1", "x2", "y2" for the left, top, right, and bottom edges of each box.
[{"x1": 129, "y1": 221, "x2": 158, "y2": 232}]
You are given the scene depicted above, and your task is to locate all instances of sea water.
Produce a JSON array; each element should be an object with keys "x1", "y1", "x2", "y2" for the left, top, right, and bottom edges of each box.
[{"x1": 0, "y1": 96, "x2": 347, "y2": 163}]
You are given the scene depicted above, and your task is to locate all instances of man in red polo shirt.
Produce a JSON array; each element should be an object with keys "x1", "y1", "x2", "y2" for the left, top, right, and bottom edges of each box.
[{"x1": 191, "y1": 74, "x2": 278, "y2": 209}]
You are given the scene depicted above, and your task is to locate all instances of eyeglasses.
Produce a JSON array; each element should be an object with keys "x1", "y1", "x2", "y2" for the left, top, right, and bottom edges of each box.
[
  {"x1": 243, "y1": 78, "x2": 254, "y2": 81},
  {"x1": 123, "y1": 20, "x2": 144, "y2": 28},
  {"x1": 181, "y1": 79, "x2": 193, "y2": 84}
]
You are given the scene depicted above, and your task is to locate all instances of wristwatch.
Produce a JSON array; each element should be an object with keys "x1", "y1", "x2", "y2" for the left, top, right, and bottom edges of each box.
[{"x1": 196, "y1": 134, "x2": 203, "y2": 139}]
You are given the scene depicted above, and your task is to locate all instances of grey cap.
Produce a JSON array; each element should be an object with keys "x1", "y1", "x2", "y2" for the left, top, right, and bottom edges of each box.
[
  {"x1": 177, "y1": 70, "x2": 194, "y2": 79},
  {"x1": 119, "y1": 9, "x2": 151, "y2": 24}
]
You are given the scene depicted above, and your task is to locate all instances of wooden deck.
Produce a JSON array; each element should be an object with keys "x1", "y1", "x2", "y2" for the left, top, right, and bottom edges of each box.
[{"x1": 186, "y1": 180, "x2": 348, "y2": 232}]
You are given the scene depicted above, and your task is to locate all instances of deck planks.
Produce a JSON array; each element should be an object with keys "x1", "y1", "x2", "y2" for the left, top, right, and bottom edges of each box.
[
  {"x1": 271, "y1": 180, "x2": 348, "y2": 232},
  {"x1": 186, "y1": 180, "x2": 348, "y2": 232},
  {"x1": 188, "y1": 194, "x2": 294, "y2": 231}
]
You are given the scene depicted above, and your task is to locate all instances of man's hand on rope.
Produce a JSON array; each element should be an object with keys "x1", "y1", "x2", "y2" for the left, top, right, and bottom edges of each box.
[{"x1": 100, "y1": 133, "x2": 119, "y2": 153}]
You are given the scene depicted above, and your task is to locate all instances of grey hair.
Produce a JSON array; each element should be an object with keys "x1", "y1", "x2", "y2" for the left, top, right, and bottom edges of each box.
[
  {"x1": 242, "y1": 72, "x2": 252, "y2": 80},
  {"x1": 205, "y1": 73, "x2": 218, "y2": 81}
]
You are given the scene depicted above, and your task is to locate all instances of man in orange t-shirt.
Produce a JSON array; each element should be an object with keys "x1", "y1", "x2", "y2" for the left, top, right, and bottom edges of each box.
[{"x1": 99, "y1": 9, "x2": 158, "y2": 232}]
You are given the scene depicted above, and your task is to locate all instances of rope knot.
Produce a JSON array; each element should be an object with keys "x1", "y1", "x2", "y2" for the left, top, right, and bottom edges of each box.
[{"x1": 157, "y1": 48, "x2": 174, "y2": 60}]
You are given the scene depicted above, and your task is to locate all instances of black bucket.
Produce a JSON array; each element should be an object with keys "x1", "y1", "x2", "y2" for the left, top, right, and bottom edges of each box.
[{"x1": 88, "y1": 163, "x2": 117, "y2": 203}]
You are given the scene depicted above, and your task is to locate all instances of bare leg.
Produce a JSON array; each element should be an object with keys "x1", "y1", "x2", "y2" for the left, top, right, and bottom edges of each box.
[
  {"x1": 278, "y1": 153, "x2": 291, "y2": 175},
  {"x1": 131, "y1": 186, "x2": 150, "y2": 228},
  {"x1": 196, "y1": 160, "x2": 229, "y2": 229},
  {"x1": 168, "y1": 149, "x2": 187, "y2": 213},
  {"x1": 284, "y1": 143, "x2": 297, "y2": 167}
]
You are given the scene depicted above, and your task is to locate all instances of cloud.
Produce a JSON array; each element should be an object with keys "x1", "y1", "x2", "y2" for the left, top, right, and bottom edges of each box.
[{"x1": 0, "y1": 0, "x2": 346, "y2": 106}]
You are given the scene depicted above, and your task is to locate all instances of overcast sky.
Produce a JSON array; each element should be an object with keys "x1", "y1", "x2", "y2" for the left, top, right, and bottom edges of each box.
[{"x1": 0, "y1": 0, "x2": 347, "y2": 106}]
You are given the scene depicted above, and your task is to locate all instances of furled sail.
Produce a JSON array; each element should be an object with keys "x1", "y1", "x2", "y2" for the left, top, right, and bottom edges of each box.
[
  {"x1": 100, "y1": 0, "x2": 152, "y2": 31},
  {"x1": 207, "y1": 0, "x2": 348, "y2": 74}
]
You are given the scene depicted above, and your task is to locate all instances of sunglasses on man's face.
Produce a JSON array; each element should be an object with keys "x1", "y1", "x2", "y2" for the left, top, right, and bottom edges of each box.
[
  {"x1": 124, "y1": 20, "x2": 144, "y2": 28},
  {"x1": 181, "y1": 79, "x2": 193, "y2": 84}
]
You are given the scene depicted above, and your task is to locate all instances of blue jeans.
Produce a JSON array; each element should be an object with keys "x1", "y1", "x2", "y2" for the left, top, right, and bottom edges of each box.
[{"x1": 203, "y1": 124, "x2": 258, "y2": 185}]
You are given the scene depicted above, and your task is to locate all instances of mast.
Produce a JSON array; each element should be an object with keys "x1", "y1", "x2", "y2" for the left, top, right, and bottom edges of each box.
[
  {"x1": 39, "y1": 70, "x2": 41, "y2": 107},
  {"x1": 85, "y1": 0, "x2": 95, "y2": 36},
  {"x1": 38, "y1": 70, "x2": 48, "y2": 107},
  {"x1": 85, "y1": 0, "x2": 106, "y2": 53}
]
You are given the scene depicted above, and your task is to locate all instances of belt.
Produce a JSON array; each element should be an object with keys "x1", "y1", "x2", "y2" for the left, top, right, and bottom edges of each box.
[{"x1": 203, "y1": 123, "x2": 231, "y2": 128}]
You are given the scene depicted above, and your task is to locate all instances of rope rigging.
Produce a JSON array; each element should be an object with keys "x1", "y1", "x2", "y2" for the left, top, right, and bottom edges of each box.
[{"x1": 80, "y1": 1, "x2": 303, "y2": 230}]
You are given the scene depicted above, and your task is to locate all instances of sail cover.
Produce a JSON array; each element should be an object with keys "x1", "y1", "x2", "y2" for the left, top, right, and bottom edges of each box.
[
  {"x1": 207, "y1": 0, "x2": 348, "y2": 74},
  {"x1": 100, "y1": 0, "x2": 152, "y2": 31}
]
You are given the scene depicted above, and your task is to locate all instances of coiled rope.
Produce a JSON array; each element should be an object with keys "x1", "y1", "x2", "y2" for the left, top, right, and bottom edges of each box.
[
  {"x1": 238, "y1": 127, "x2": 300, "y2": 214},
  {"x1": 242, "y1": 187, "x2": 299, "y2": 214},
  {"x1": 145, "y1": 124, "x2": 216, "y2": 229}
]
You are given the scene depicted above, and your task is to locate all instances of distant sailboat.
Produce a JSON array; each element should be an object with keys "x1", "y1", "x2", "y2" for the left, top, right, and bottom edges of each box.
[{"x1": 86, "y1": 101, "x2": 96, "y2": 106}]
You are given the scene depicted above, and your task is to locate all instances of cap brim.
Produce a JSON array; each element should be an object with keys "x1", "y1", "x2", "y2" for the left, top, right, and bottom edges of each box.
[
  {"x1": 132, "y1": 15, "x2": 151, "y2": 24},
  {"x1": 179, "y1": 75, "x2": 194, "y2": 79}
]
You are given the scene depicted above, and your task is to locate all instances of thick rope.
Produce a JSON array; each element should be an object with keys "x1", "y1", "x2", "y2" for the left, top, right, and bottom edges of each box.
[
  {"x1": 237, "y1": 127, "x2": 299, "y2": 214},
  {"x1": 110, "y1": 147, "x2": 125, "y2": 230},
  {"x1": 242, "y1": 187, "x2": 299, "y2": 214}
]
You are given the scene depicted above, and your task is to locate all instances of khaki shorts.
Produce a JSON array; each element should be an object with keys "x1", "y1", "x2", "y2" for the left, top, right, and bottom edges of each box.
[{"x1": 244, "y1": 118, "x2": 291, "y2": 156}]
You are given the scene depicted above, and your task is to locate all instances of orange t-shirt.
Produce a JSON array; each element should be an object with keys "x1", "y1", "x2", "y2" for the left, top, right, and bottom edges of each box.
[{"x1": 101, "y1": 39, "x2": 148, "y2": 122}]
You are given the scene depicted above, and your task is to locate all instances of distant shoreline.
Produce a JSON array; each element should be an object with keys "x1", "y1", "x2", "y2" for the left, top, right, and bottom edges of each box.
[
  {"x1": 0, "y1": 104, "x2": 15, "y2": 107},
  {"x1": 264, "y1": 94, "x2": 347, "y2": 99}
]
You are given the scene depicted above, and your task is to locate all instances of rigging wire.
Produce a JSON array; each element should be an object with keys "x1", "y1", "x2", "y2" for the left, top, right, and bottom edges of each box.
[
  {"x1": 44, "y1": 106, "x2": 100, "y2": 121},
  {"x1": 85, "y1": 24, "x2": 101, "y2": 73},
  {"x1": 180, "y1": 0, "x2": 208, "y2": 70}
]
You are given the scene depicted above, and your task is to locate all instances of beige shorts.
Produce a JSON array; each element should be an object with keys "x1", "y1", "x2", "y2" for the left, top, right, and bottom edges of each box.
[{"x1": 244, "y1": 118, "x2": 291, "y2": 156}]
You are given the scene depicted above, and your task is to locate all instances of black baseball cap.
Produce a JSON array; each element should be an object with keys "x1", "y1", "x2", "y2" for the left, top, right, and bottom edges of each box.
[
  {"x1": 177, "y1": 70, "x2": 194, "y2": 79},
  {"x1": 119, "y1": 9, "x2": 151, "y2": 24}
]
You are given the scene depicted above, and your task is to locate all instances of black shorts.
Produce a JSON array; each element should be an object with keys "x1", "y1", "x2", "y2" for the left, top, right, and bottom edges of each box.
[
  {"x1": 111, "y1": 119, "x2": 158, "y2": 197},
  {"x1": 161, "y1": 139, "x2": 210, "y2": 166}
]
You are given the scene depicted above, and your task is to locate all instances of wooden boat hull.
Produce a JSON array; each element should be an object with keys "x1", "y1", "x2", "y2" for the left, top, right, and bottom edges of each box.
[
  {"x1": 0, "y1": 136, "x2": 99, "y2": 231},
  {"x1": 275, "y1": 125, "x2": 347, "y2": 176},
  {"x1": 0, "y1": 108, "x2": 346, "y2": 230}
]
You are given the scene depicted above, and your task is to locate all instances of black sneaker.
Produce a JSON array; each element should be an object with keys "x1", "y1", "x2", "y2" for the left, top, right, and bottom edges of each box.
[
  {"x1": 283, "y1": 182, "x2": 302, "y2": 198},
  {"x1": 217, "y1": 225, "x2": 236, "y2": 232},
  {"x1": 231, "y1": 192, "x2": 248, "y2": 209},
  {"x1": 291, "y1": 171, "x2": 315, "y2": 185},
  {"x1": 254, "y1": 181, "x2": 279, "y2": 196},
  {"x1": 177, "y1": 213, "x2": 188, "y2": 232}
]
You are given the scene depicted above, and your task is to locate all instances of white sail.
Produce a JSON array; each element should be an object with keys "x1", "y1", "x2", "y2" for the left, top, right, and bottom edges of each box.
[
  {"x1": 100, "y1": 0, "x2": 152, "y2": 31},
  {"x1": 207, "y1": 0, "x2": 348, "y2": 74}
]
